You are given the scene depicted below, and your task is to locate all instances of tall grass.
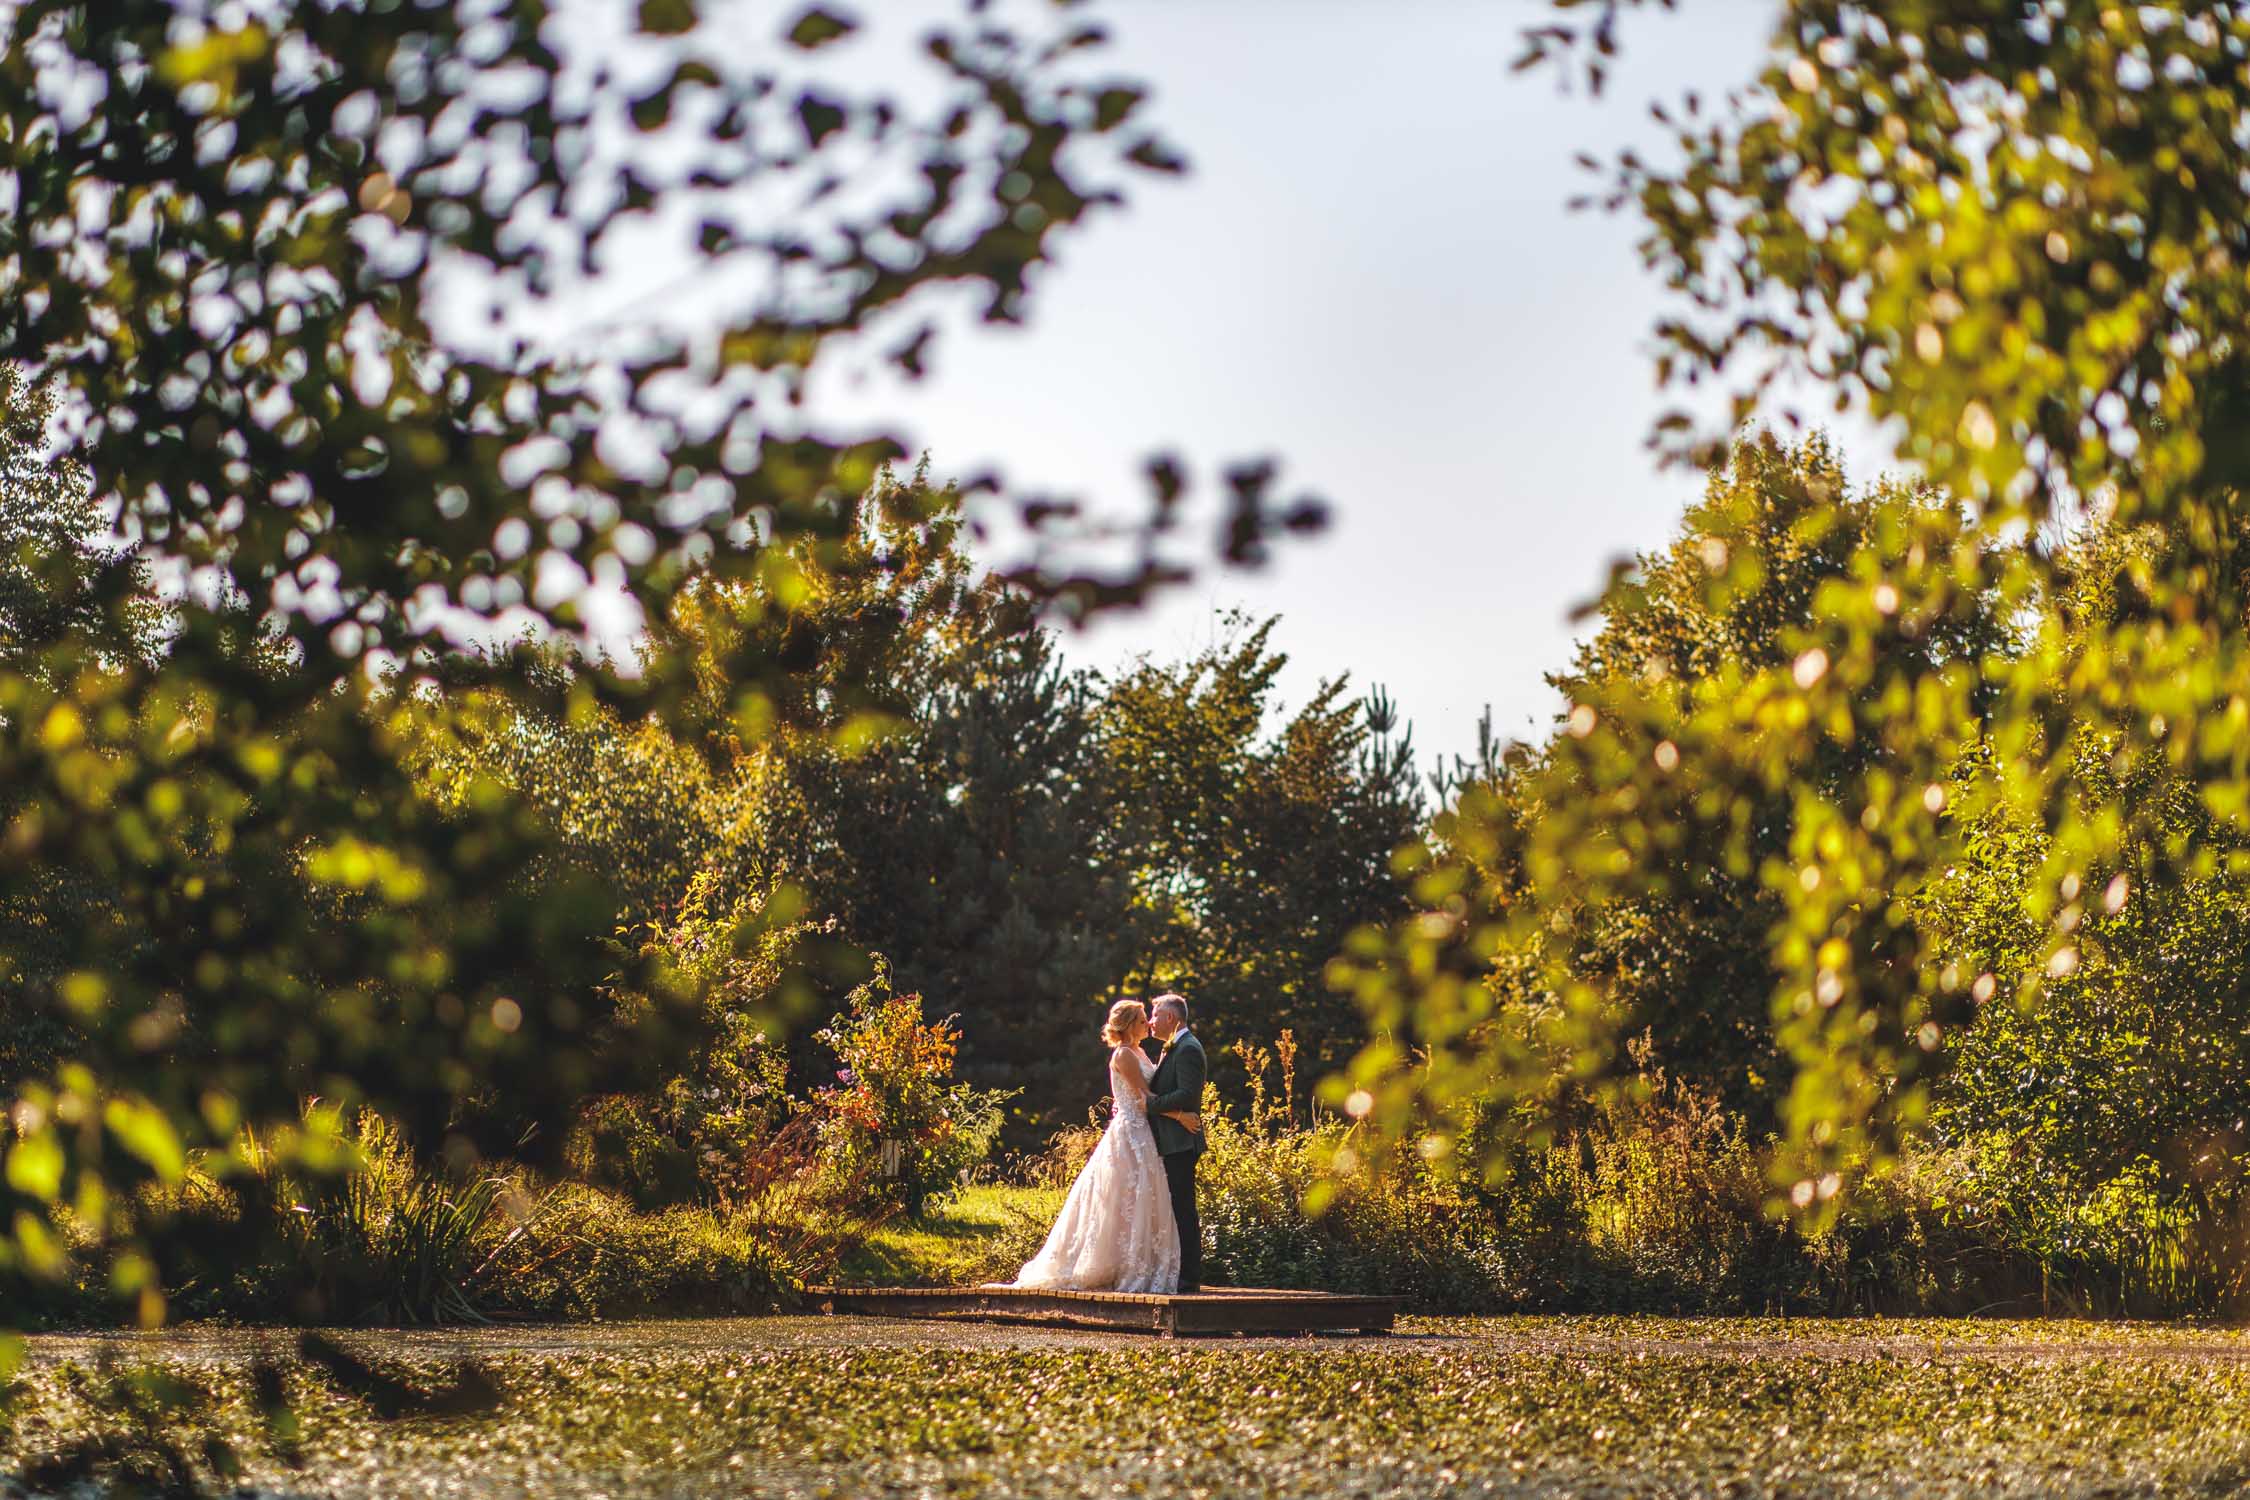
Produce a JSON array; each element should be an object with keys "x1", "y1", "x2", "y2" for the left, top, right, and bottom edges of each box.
[
  {"x1": 28, "y1": 1108, "x2": 904, "y2": 1328},
  {"x1": 215, "y1": 1109, "x2": 532, "y2": 1325}
]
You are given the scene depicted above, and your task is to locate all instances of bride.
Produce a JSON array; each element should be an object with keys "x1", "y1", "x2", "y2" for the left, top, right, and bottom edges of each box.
[{"x1": 1009, "y1": 999, "x2": 1200, "y2": 1294}]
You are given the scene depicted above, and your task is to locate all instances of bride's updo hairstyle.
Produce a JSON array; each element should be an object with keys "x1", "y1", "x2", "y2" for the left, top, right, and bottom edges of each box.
[{"x1": 1101, "y1": 999, "x2": 1147, "y2": 1049}]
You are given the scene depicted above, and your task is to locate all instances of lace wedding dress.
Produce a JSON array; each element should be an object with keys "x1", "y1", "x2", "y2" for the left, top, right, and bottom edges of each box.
[{"x1": 1008, "y1": 1046, "x2": 1181, "y2": 1294}]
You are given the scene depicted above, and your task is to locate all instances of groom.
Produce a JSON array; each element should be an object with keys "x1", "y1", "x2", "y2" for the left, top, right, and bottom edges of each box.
[{"x1": 1142, "y1": 993, "x2": 1206, "y2": 1293}]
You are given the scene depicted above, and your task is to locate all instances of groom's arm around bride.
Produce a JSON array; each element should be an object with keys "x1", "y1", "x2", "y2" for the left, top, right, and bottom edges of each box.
[{"x1": 1143, "y1": 1036, "x2": 1206, "y2": 1155}]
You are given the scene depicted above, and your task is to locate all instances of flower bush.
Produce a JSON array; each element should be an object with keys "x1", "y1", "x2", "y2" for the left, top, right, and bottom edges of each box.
[{"x1": 811, "y1": 963, "x2": 1012, "y2": 1213}]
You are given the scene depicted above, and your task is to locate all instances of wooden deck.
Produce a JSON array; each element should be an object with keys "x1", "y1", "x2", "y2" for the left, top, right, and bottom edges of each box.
[{"x1": 809, "y1": 1284, "x2": 1398, "y2": 1337}]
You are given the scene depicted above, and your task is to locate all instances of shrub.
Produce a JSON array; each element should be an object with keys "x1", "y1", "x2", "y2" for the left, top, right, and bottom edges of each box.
[
  {"x1": 571, "y1": 879, "x2": 843, "y2": 1210},
  {"x1": 569, "y1": 1094, "x2": 704, "y2": 1212},
  {"x1": 1200, "y1": 1109, "x2": 1524, "y2": 1310},
  {"x1": 1190, "y1": 1032, "x2": 2250, "y2": 1317},
  {"x1": 810, "y1": 964, "x2": 1012, "y2": 1213},
  {"x1": 476, "y1": 1185, "x2": 789, "y2": 1318},
  {"x1": 111, "y1": 1101, "x2": 896, "y2": 1327},
  {"x1": 1517, "y1": 1057, "x2": 1805, "y2": 1312},
  {"x1": 1888, "y1": 1137, "x2": 2250, "y2": 1319},
  {"x1": 1186, "y1": 1030, "x2": 1523, "y2": 1308},
  {"x1": 488, "y1": 1117, "x2": 896, "y2": 1315}
]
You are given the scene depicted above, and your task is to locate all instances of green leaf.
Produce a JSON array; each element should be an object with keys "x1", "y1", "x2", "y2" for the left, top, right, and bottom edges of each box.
[
  {"x1": 105, "y1": 1098, "x2": 187, "y2": 1182},
  {"x1": 786, "y1": 6, "x2": 858, "y2": 50},
  {"x1": 1123, "y1": 137, "x2": 1188, "y2": 174},
  {"x1": 797, "y1": 93, "x2": 847, "y2": 148},
  {"x1": 4, "y1": 1132, "x2": 64, "y2": 1201},
  {"x1": 635, "y1": 0, "x2": 696, "y2": 36},
  {"x1": 1091, "y1": 87, "x2": 1144, "y2": 133}
]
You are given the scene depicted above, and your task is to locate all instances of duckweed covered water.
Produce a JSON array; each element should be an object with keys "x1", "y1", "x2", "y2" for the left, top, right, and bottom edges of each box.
[{"x1": 9, "y1": 1316, "x2": 2250, "y2": 1496}]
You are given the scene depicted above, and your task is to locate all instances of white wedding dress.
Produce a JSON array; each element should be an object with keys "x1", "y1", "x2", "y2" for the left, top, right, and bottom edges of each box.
[{"x1": 1009, "y1": 1046, "x2": 1181, "y2": 1294}]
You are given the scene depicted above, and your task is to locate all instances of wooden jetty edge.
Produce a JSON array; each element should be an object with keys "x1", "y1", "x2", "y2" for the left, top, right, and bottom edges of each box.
[{"x1": 810, "y1": 1284, "x2": 1398, "y2": 1337}]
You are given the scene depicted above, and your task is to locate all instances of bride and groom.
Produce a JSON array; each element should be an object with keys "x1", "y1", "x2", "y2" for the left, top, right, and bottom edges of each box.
[{"x1": 1010, "y1": 992, "x2": 1208, "y2": 1295}]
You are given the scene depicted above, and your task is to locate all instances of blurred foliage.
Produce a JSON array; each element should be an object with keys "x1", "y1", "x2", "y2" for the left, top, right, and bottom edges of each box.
[
  {"x1": 0, "y1": 367, "x2": 164, "y2": 1092},
  {"x1": 1914, "y1": 525, "x2": 2250, "y2": 1309},
  {"x1": 1342, "y1": 1, "x2": 2250, "y2": 1216},
  {"x1": 1203, "y1": 1034, "x2": 2244, "y2": 1319},
  {"x1": 0, "y1": 0, "x2": 1317, "y2": 1317},
  {"x1": 1364, "y1": 436, "x2": 2009, "y2": 1140},
  {"x1": 564, "y1": 889, "x2": 825, "y2": 1212}
]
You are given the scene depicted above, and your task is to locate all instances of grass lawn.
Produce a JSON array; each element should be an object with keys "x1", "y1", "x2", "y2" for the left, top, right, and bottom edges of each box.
[
  {"x1": 829, "y1": 1182, "x2": 1059, "y2": 1288},
  {"x1": 11, "y1": 1316, "x2": 2250, "y2": 1497}
]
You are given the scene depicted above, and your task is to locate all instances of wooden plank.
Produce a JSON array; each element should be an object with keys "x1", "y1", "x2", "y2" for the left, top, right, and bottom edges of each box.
[
  {"x1": 809, "y1": 1284, "x2": 1397, "y2": 1337},
  {"x1": 1170, "y1": 1294, "x2": 1395, "y2": 1336},
  {"x1": 818, "y1": 1286, "x2": 1169, "y2": 1334}
]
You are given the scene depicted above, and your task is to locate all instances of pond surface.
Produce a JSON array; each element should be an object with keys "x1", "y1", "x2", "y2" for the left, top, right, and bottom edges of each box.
[{"x1": 11, "y1": 1315, "x2": 2250, "y2": 1497}]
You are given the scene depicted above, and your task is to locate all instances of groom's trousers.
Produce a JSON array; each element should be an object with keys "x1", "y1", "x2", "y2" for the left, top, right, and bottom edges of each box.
[{"x1": 1161, "y1": 1150, "x2": 1201, "y2": 1290}]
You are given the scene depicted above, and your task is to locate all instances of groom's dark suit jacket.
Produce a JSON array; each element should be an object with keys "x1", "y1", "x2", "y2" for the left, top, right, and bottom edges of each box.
[{"x1": 1141, "y1": 1030, "x2": 1207, "y2": 1158}]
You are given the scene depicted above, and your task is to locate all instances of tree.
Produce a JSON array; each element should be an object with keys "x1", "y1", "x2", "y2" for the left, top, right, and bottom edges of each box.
[
  {"x1": 1920, "y1": 524, "x2": 2250, "y2": 1228},
  {"x1": 621, "y1": 463, "x2": 1134, "y2": 1133},
  {"x1": 1340, "y1": 435, "x2": 2011, "y2": 1146},
  {"x1": 400, "y1": 463, "x2": 1428, "y2": 1146},
  {"x1": 407, "y1": 464, "x2": 1142, "y2": 1143},
  {"x1": 793, "y1": 621, "x2": 1142, "y2": 1139},
  {"x1": 1538, "y1": 435, "x2": 2007, "y2": 1128},
  {"x1": 640, "y1": 464, "x2": 1144, "y2": 1140},
  {"x1": 1099, "y1": 616, "x2": 1424, "y2": 1103},
  {"x1": 0, "y1": 370, "x2": 165, "y2": 1090},
  {"x1": 1351, "y1": 2, "x2": 2250, "y2": 1208},
  {"x1": 396, "y1": 640, "x2": 761, "y2": 933},
  {"x1": 0, "y1": 1, "x2": 1313, "y2": 1319}
]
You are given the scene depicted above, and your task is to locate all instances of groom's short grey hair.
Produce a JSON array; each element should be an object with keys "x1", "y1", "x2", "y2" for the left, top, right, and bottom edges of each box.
[{"x1": 1151, "y1": 993, "x2": 1189, "y2": 1025}]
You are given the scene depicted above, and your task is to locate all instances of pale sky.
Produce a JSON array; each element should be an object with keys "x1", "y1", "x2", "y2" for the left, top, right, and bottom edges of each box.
[
  {"x1": 796, "y1": 1, "x2": 1898, "y2": 768},
  {"x1": 500, "y1": 2, "x2": 1896, "y2": 771}
]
